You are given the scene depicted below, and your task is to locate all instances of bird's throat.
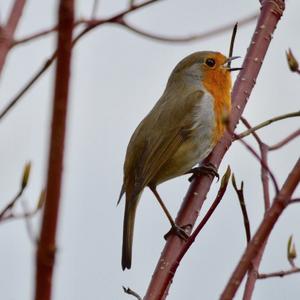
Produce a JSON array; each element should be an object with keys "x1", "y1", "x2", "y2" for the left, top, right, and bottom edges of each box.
[{"x1": 202, "y1": 70, "x2": 232, "y2": 144}]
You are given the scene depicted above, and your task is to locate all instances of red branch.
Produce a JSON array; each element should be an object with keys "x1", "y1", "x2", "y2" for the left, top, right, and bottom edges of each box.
[
  {"x1": 34, "y1": 1, "x2": 74, "y2": 300},
  {"x1": 268, "y1": 129, "x2": 300, "y2": 151},
  {"x1": 0, "y1": 0, "x2": 26, "y2": 76},
  {"x1": 144, "y1": 1, "x2": 285, "y2": 299},
  {"x1": 258, "y1": 267, "x2": 300, "y2": 279},
  {"x1": 220, "y1": 158, "x2": 300, "y2": 299}
]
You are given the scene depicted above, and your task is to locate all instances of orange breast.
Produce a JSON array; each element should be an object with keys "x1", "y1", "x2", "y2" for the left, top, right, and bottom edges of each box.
[{"x1": 202, "y1": 68, "x2": 232, "y2": 144}]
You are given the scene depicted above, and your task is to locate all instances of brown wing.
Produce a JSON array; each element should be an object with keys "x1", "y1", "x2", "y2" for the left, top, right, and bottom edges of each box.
[{"x1": 120, "y1": 90, "x2": 204, "y2": 198}]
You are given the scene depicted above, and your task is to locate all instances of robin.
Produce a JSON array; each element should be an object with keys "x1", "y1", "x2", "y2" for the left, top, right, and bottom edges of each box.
[{"x1": 118, "y1": 51, "x2": 241, "y2": 270}]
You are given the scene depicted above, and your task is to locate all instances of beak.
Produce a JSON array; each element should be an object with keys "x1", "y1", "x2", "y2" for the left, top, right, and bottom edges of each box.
[
  {"x1": 225, "y1": 56, "x2": 243, "y2": 72},
  {"x1": 226, "y1": 56, "x2": 240, "y2": 63}
]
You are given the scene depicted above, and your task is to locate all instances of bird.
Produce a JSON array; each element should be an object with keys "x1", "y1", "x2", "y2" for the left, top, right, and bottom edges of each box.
[{"x1": 118, "y1": 51, "x2": 241, "y2": 270}]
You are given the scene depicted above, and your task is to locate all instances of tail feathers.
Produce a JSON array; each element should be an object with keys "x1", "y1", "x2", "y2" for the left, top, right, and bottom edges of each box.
[{"x1": 122, "y1": 192, "x2": 141, "y2": 270}]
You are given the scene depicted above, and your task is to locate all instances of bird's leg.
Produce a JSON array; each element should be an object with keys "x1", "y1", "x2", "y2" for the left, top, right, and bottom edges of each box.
[
  {"x1": 149, "y1": 186, "x2": 189, "y2": 241},
  {"x1": 185, "y1": 162, "x2": 219, "y2": 182}
]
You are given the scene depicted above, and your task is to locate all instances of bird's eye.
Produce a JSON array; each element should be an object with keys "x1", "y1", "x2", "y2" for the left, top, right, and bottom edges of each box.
[{"x1": 205, "y1": 58, "x2": 216, "y2": 68}]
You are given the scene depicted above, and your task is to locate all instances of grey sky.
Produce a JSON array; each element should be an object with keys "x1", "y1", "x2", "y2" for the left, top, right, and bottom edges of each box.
[{"x1": 0, "y1": 1, "x2": 299, "y2": 299}]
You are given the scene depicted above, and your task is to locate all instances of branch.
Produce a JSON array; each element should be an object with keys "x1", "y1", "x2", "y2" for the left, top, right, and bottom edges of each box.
[
  {"x1": 169, "y1": 166, "x2": 231, "y2": 275},
  {"x1": 237, "y1": 111, "x2": 300, "y2": 139},
  {"x1": 11, "y1": 19, "x2": 86, "y2": 47},
  {"x1": 239, "y1": 118, "x2": 270, "y2": 300},
  {"x1": 116, "y1": 13, "x2": 257, "y2": 43},
  {"x1": 12, "y1": 24, "x2": 58, "y2": 47},
  {"x1": 144, "y1": 1, "x2": 285, "y2": 299},
  {"x1": 34, "y1": 1, "x2": 74, "y2": 300},
  {"x1": 234, "y1": 134, "x2": 279, "y2": 194},
  {"x1": 0, "y1": 0, "x2": 26, "y2": 76},
  {"x1": 123, "y1": 287, "x2": 142, "y2": 300},
  {"x1": 258, "y1": 268, "x2": 300, "y2": 279},
  {"x1": 221, "y1": 158, "x2": 300, "y2": 299},
  {"x1": 0, "y1": 0, "x2": 161, "y2": 121},
  {"x1": 0, "y1": 53, "x2": 56, "y2": 121},
  {"x1": 268, "y1": 129, "x2": 300, "y2": 151},
  {"x1": 232, "y1": 174, "x2": 251, "y2": 244},
  {"x1": 289, "y1": 198, "x2": 300, "y2": 205}
]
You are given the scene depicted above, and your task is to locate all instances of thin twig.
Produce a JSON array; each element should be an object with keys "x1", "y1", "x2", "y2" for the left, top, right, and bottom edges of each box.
[
  {"x1": 239, "y1": 118, "x2": 270, "y2": 300},
  {"x1": 34, "y1": 1, "x2": 74, "y2": 299},
  {"x1": 117, "y1": 13, "x2": 257, "y2": 44},
  {"x1": 21, "y1": 199, "x2": 38, "y2": 243},
  {"x1": 0, "y1": 162, "x2": 31, "y2": 221},
  {"x1": 11, "y1": 19, "x2": 86, "y2": 47},
  {"x1": 289, "y1": 198, "x2": 300, "y2": 204},
  {"x1": 234, "y1": 134, "x2": 279, "y2": 194},
  {"x1": 237, "y1": 111, "x2": 300, "y2": 139},
  {"x1": 240, "y1": 117, "x2": 270, "y2": 209},
  {"x1": 168, "y1": 167, "x2": 231, "y2": 281},
  {"x1": 221, "y1": 158, "x2": 300, "y2": 300},
  {"x1": 0, "y1": 0, "x2": 161, "y2": 121},
  {"x1": 12, "y1": 25, "x2": 57, "y2": 46},
  {"x1": 0, "y1": 189, "x2": 23, "y2": 220},
  {"x1": 0, "y1": 53, "x2": 56, "y2": 121},
  {"x1": 232, "y1": 174, "x2": 251, "y2": 243},
  {"x1": 258, "y1": 268, "x2": 300, "y2": 279},
  {"x1": 268, "y1": 129, "x2": 300, "y2": 151},
  {"x1": 123, "y1": 286, "x2": 142, "y2": 300}
]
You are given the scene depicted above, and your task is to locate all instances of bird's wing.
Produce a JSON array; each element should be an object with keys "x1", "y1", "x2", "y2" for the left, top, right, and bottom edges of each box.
[{"x1": 139, "y1": 90, "x2": 204, "y2": 188}]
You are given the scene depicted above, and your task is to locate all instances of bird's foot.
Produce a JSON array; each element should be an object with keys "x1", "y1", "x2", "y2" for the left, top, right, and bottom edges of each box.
[
  {"x1": 186, "y1": 163, "x2": 219, "y2": 182},
  {"x1": 164, "y1": 223, "x2": 191, "y2": 241}
]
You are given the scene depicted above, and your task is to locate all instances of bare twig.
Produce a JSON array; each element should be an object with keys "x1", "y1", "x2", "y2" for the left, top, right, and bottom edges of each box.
[
  {"x1": 232, "y1": 174, "x2": 251, "y2": 243},
  {"x1": 0, "y1": 0, "x2": 26, "y2": 76},
  {"x1": 117, "y1": 13, "x2": 256, "y2": 43},
  {"x1": 0, "y1": 0, "x2": 161, "y2": 121},
  {"x1": 234, "y1": 134, "x2": 279, "y2": 194},
  {"x1": 239, "y1": 118, "x2": 270, "y2": 300},
  {"x1": 237, "y1": 111, "x2": 300, "y2": 139},
  {"x1": 123, "y1": 286, "x2": 142, "y2": 300},
  {"x1": 34, "y1": 1, "x2": 74, "y2": 299},
  {"x1": 0, "y1": 53, "x2": 56, "y2": 121},
  {"x1": 228, "y1": 22, "x2": 238, "y2": 67},
  {"x1": 268, "y1": 129, "x2": 300, "y2": 151},
  {"x1": 289, "y1": 198, "x2": 300, "y2": 204},
  {"x1": 221, "y1": 158, "x2": 300, "y2": 300},
  {"x1": 21, "y1": 199, "x2": 38, "y2": 243},
  {"x1": 12, "y1": 25, "x2": 58, "y2": 46},
  {"x1": 258, "y1": 268, "x2": 300, "y2": 279},
  {"x1": 240, "y1": 117, "x2": 271, "y2": 209},
  {"x1": 173, "y1": 167, "x2": 231, "y2": 263}
]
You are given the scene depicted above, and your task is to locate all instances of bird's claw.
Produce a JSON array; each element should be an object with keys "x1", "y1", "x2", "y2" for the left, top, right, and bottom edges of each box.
[
  {"x1": 164, "y1": 224, "x2": 190, "y2": 241},
  {"x1": 186, "y1": 163, "x2": 219, "y2": 182}
]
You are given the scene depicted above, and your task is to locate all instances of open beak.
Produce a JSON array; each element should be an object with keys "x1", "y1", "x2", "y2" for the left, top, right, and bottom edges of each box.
[{"x1": 225, "y1": 56, "x2": 243, "y2": 72}]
